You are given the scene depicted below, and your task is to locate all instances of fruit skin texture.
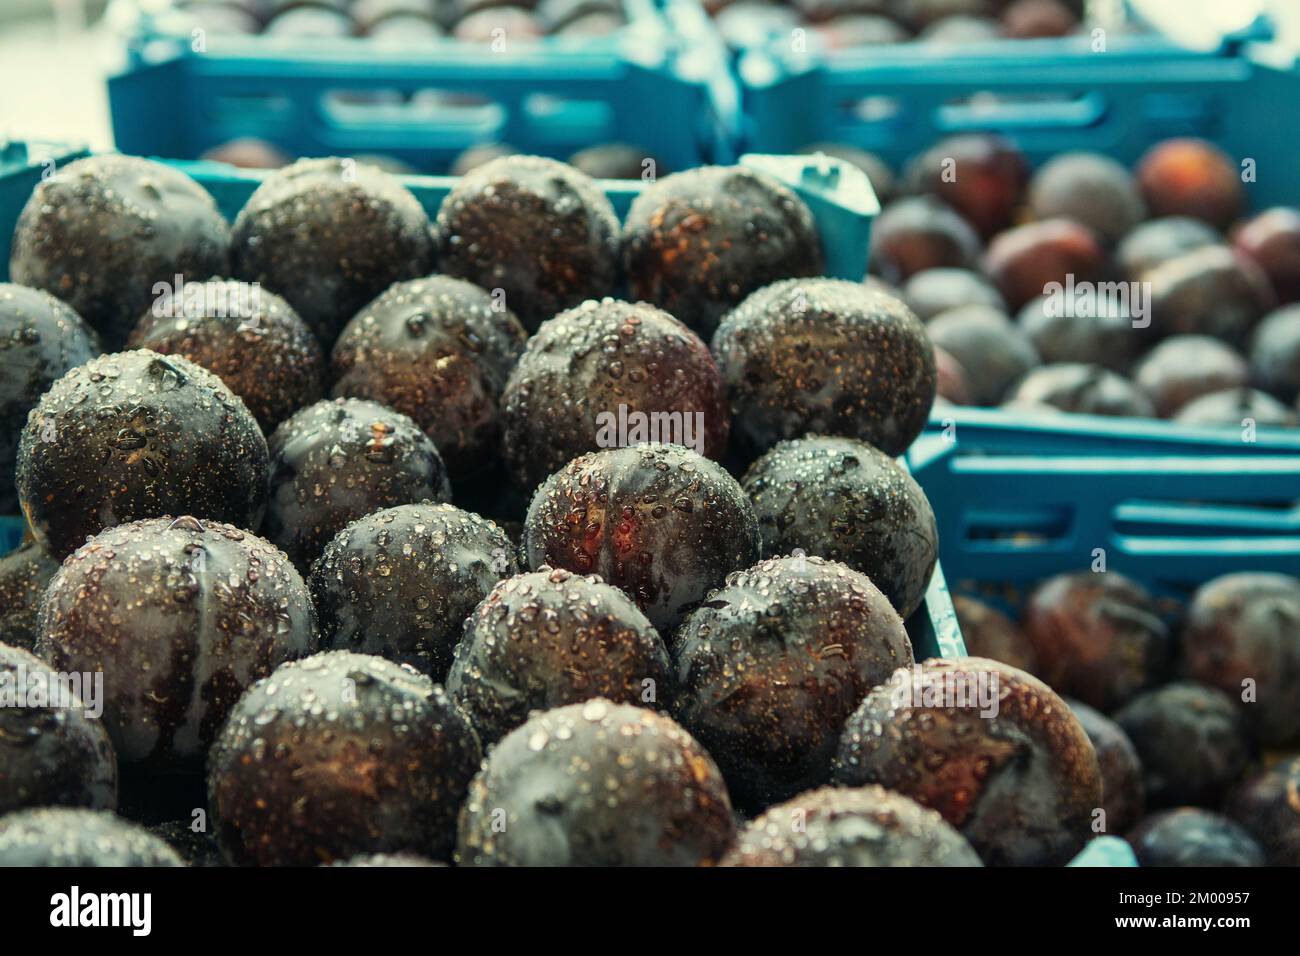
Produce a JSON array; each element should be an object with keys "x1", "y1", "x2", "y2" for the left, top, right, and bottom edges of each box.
[
  {"x1": 1136, "y1": 138, "x2": 1244, "y2": 230},
  {"x1": 1116, "y1": 215, "x2": 1220, "y2": 280},
  {"x1": 522, "y1": 444, "x2": 760, "y2": 633},
  {"x1": 1128, "y1": 808, "x2": 1264, "y2": 867},
  {"x1": 0, "y1": 642, "x2": 118, "y2": 816},
  {"x1": 309, "y1": 503, "x2": 517, "y2": 681},
  {"x1": 982, "y1": 218, "x2": 1106, "y2": 312},
  {"x1": 209, "y1": 650, "x2": 482, "y2": 866},
  {"x1": 456, "y1": 699, "x2": 735, "y2": 866},
  {"x1": 672, "y1": 555, "x2": 913, "y2": 811},
  {"x1": 331, "y1": 275, "x2": 527, "y2": 479},
  {"x1": 1134, "y1": 334, "x2": 1249, "y2": 418},
  {"x1": 1173, "y1": 387, "x2": 1297, "y2": 427},
  {"x1": 447, "y1": 567, "x2": 672, "y2": 746},
  {"x1": 721, "y1": 785, "x2": 982, "y2": 867},
  {"x1": 832, "y1": 656, "x2": 1103, "y2": 866},
  {"x1": 128, "y1": 279, "x2": 326, "y2": 434},
  {"x1": 500, "y1": 298, "x2": 729, "y2": 495},
  {"x1": 1114, "y1": 682, "x2": 1253, "y2": 809},
  {"x1": 1226, "y1": 757, "x2": 1300, "y2": 866},
  {"x1": 0, "y1": 542, "x2": 62, "y2": 651},
  {"x1": 741, "y1": 435, "x2": 938, "y2": 618},
  {"x1": 1065, "y1": 698, "x2": 1145, "y2": 836},
  {"x1": 1250, "y1": 305, "x2": 1300, "y2": 403},
  {"x1": 264, "y1": 398, "x2": 452, "y2": 571},
  {"x1": 35, "y1": 516, "x2": 318, "y2": 770},
  {"x1": 1146, "y1": 245, "x2": 1275, "y2": 345},
  {"x1": 623, "y1": 165, "x2": 823, "y2": 338},
  {"x1": 901, "y1": 134, "x2": 1029, "y2": 239},
  {"x1": 926, "y1": 305, "x2": 1039, "y2": 406},
  {"x1": 1234, "y1": 207, "x2": 1300, "y2": 304},
  {"x1": 951, "y1": 594, "x2": 1038, "y2": 675},
  {"x1": 0, "y1": 807, "x2": 184, "y2": 867},
  {"x1": 1022, "y1": 571, "x2": 1171, "y2": 713},
  {"x1": 16, "y1": 349, "x2": 270, "y2": 561},
  {"x1": 435, "y1": 154, "x2": 619, "y2": 333},
  {"x1": 8, "y1": 155, "x2": 230, "y2": 350},
  {"x1": 231, "y1": 157, "x2": 436, "y2": 347},
  {"x1": 712, "y1": 278, "x2": 937, "y2": 458},
  {"x1": 0, "y1": 284, "x2": 100, "y2": 511},
  {"x1": 867, "y1": 196, "x2": 982, "y2": 284},
  {"x1": 1005, "y1": 363, "x2": 1154, "y2": 418},
  {"x1": 1180, "y1": 572, "x2": 1300, "y2": 746},
  {"x1": 1028, "y1": 152, "x2": 1145, "y2": 246}
]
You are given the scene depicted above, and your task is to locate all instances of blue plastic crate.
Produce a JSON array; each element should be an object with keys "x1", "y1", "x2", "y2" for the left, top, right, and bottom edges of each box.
[
  {"x1": 909, "y1": 407, "x2": 1300, "y2": 604},
  {"x1": 737, "y1": 29, "x2": 1300, "y2": 207},
  {"x1": 108, "y1": 0, "x2": 739, "y2": 174}
]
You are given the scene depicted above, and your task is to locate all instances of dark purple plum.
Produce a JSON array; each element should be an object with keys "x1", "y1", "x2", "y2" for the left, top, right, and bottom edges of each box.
[
  {"x1": 127, "y1": 279, "x2": 325, "y2": 434},
  {"x1": 901, "y1": 133, "x2": 1028, "y2": 238},
  {"x1": 331, "y1": 275, "x2": 528, "y2": 479},
  {"x1": 1116, "y1": 216, "x2": 1220, "y2": 280},
  {"x1": 902, "y1": 267, "x2": 1005, "y2": 322},
  {"x1": 264, "y1": 398, "x2": 451, "y2": 570},
  {"x1": 456, "y1": 699, "x2": 735, "y2": 866},
  {"x1": 672, "y1": 555, "x2": 913, "y2": 810},
  {"x1": 951, "y1": 594, "x2": 1038, "y2": 674},
  {"x1": 868, "y1": 196, "x2": 982, "y2": 284},
  {"x1": 521, "y1": 443, "x2": 760, "y2": 632},
  {"x1": 0, "y1": 284, "x2": 100, "y2": 511},
  {"x1": 1005, "y1": 363, "x2": 1154, "y2": 418},
  {"x1": 0, "y1": 642, "x2": 118, "y2": 815},
  {"x1": 1234, "y1": 207, "x2": 1300, "y2": 303},
  {"x1": 0, "y1": 808, "x2": 183, "y2": 866},
  {"x1": 35, "y1": 516, "x2": 318, "y2": 770},
  {"x1": 1128, "y1": 808, "x2": 1263, "y2": 867},
  {"x1": 1133, "y1": 334, "x2": 1249, "y2": 418},
  {"x1": 1226, "y1": 757, "x2": 1300, "y2": 866},
  {"x1": 1174, "y1": 388, "x2": 1296, "y2": 427},
  {"x1": 1250, "y1": 305, "x2": 1300, "y2": 403},
  {"x1": 1114, "y1": 683, "x2": 1253, "y2": 808},
  {"x1": 435, "y1": 154, "x2": 619, "y2": 332},
  {"x1": 712, "y1": 278, "x2": 937, "y2": 457},
  {"x1": 1146, "y1": 245, "x2": 1274, "y2": 345},
  {"x1": 1066, "y1": 698, "x2": 1145, "y2": 835},
  {"x1": 308, "y1": 502, "x2": 517, "y2": 680},
  {"x1": 1027, "y1": 152, "x2": 1145, "y2": 245},
  {"x1": 231, "y1": 158, "x2": 436, "y2": 347},
  {"x1": 447, "y1": 567, "x2": 671, "y2": 745},
  {"x1": 721, "y1": 785, "x2": 982, "y2": 866},
  {"x1": 926, "y1": 305, "x2": 1039, "y2": 406},
  {"x1": 208, "y1": 650, "x2": 481, "y2": 865},
  {"x1": 15, "y1": 350, "x2": 269, "y2": 560},
  {"x1": 9, "y1": 155, "x2": 230, "y2": 349},
  {"x1": 0, "y1": 542, "x2": 61, "y2": 651},
  {"x1": 982, "y1": 218, "x2": 1107, "y2": 312},
  {"x1": 500, "y1": 298, "x2": 729, "y2": 494},
  {"x1": 1016, "y1": 293, "x2": 1140, "y2": 372},
  {"x1": 624, "y1": 165, "x2": 823, "y2": 338},
  {"x1": 740, "y1": 435, "x2": 938, "y2": 618}
]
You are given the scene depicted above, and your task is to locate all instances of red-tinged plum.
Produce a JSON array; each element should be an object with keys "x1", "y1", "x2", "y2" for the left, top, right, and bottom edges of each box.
[
  {"x1": 521, "y1": 443, "x2": 760, "y2": 632},
  {"x1": 901, "y1": 134, "x2": 1028, "y2": 238},
  {"x1": 331, "y1": 275, "x2": 527, "y2": 479},
  {"x1": 623, "y1": 165, "x2": 823, "y2": 338},
  {"x1": 1180, "y1": 572, "x2": 1300, "y2": 746},
  {"x1": 1136, "y1": 138, "x2": 1244, "y2": 230},
  {"x1": 833, "y1": 656, "x2": 1103, "y2": 866},
  {"x1": 1023, "y1": 571, "x2": 1171, "y2": 712}
]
